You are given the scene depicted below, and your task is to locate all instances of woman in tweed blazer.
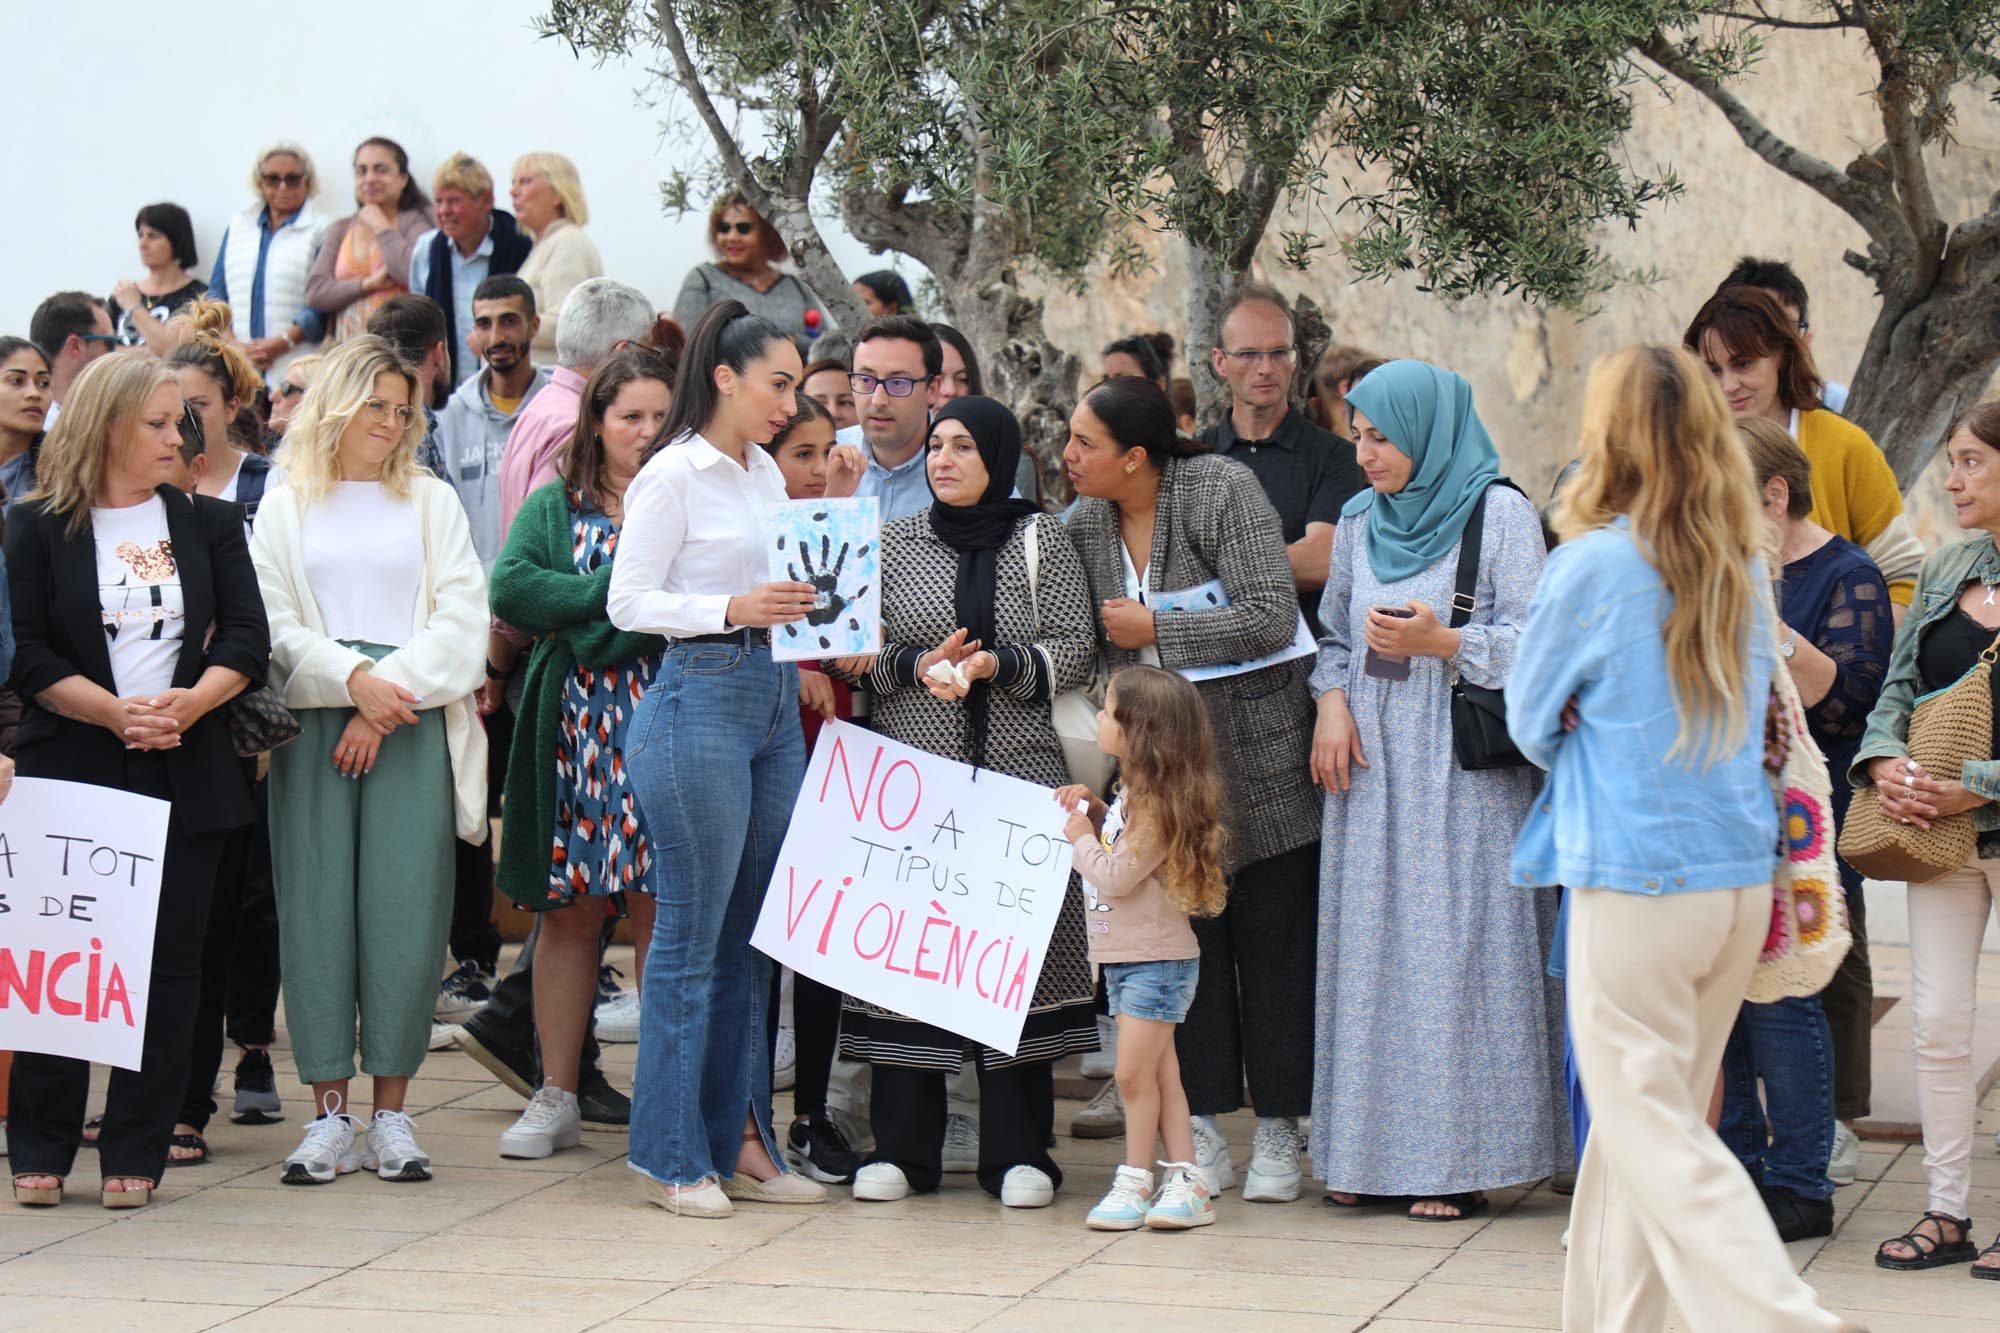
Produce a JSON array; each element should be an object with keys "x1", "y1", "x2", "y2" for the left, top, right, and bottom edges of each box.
[{"x1": 1063, "y1": 377, "x2": 1320, "y2": 1201}]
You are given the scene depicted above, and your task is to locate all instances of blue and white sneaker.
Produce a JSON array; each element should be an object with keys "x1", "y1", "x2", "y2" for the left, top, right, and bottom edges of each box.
[
  {"x1": 1145, "y1": 1162, "x2": 1216, "y2": 1230},
  {"x1": 1087, "y1": 1165, "x2": 1153, "y2": 1231}
]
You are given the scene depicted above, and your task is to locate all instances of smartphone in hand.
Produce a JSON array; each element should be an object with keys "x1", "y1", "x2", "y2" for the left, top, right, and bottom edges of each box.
[{"x1": 1363, "y1": 606, "x2": 1417, "y2": 682}]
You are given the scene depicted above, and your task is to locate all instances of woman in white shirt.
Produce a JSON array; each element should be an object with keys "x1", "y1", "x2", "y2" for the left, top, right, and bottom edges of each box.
[
  {"x1": 5, "y1": 353, "x2": 267, "y2": 1208},
  {"x1": 608, "y1": 299, "x2": 829, "y2": 1217},
  {"x1": 250, "y1": 336, "x2": 487, "y2": 1188}
]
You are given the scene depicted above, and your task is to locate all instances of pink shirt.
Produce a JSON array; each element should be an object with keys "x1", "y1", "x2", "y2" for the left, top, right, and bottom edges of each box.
[{"x1": 492, "y1": 365, "x2": 586, "y2": 642}]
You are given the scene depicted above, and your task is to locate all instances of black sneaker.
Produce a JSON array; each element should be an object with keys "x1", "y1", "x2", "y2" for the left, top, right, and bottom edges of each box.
[
  {"x1": 231, "y1": 1048, "x2": 285, "y2": 1124},
  {"x1": 596, "y1": 964, "x2": 625, "y2": 1004},
  {"x1": 1762, "y1": 1184, "x2": 1835, "y2": 1242},
  {"x1": 577, "y1": 1078, "x2": 631, "y2": 1130},
  {"x1": 452, "y1": 1019, "x2": 538, "y2": 1099},
  {"x1": 435, "y1": 960, "x2": 496, "y2": 1021},
  {"x1": 785, "y1": 1115, "x2": 861, "y2": 1183}
]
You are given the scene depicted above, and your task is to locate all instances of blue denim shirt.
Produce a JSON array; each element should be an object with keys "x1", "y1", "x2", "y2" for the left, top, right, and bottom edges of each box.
[{"x1": 1507, "y1": 520, "x2": 1778, "y2": 895}]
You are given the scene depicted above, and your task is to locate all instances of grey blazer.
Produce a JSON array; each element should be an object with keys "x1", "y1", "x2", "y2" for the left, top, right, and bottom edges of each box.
[{"x1": 1068, "y1": 452, "x2": 1320, "y2": 871}]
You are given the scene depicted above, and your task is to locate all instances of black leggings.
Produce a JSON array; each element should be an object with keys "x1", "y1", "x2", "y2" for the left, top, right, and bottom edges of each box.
[{"x1": 768, "y1": 968, "x2": 843, "y2": 1119}]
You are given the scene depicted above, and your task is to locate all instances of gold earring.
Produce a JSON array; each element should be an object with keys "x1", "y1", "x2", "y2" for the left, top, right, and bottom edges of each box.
[{"x1": 1124, "y1": 464, "x2": 1136, "y2": 474}]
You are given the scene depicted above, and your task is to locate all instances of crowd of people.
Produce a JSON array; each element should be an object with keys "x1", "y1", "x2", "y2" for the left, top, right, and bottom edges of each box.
[{"x1": 0, "y1": 131, "x2": 1992, "y2": 1333}]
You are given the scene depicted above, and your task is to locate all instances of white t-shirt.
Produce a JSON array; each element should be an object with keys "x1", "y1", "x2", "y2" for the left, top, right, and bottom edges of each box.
[
  {"x1": 1120, "y1": 541, "x2": 1162, "y2": 668},
  {"x1": 93, "y1": 494, "x2": 185, "y2": 697},
  {"x1": 301, "y1": 481, "x2": 423, "y2": 647}
]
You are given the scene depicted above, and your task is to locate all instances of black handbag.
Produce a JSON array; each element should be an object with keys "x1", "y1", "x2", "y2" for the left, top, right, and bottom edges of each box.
[
  {"x1": 225, "y1": 685, "x2": 303, "y2": 758},
  {"x1": 1446, "y1": 480, "x2": 1537, "y2": 771}
]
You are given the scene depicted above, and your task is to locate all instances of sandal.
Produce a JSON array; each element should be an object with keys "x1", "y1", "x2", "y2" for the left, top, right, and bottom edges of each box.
[
  {"x1": 166, "y1": 1132, "x2": 210, "y2": 1166},
  {"x1": 1875, "y1": 1211, "x2": 1976, "y2": 1270},
  {"x1": 100, "y1": 1177, "x2": 153, "y2": 1209},
  {"x1": 12, "y1": 1174, "x2": 63, "y2": 1206},
  {"x1": 1409, "y1": 1192, "x2": 1489, "y2": 1222},
  {"x1": 1973, "y1": 1235, "x2": 2000, "y2": 1281},
  {"x1": 81, "y1": 1114, "x2": 102, "y2": 1144},
  {"x1": 1323, "y1": 1192, "x2": 1406, "y2": 1209}
]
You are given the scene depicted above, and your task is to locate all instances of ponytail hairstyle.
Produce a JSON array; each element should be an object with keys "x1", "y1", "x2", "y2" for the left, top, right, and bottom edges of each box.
[
  {"x1": 1102, "y1": 332, "x2": 1174, "y2": 388},
  {"x1": 1079, "y1": 376, "x2": 1209, "y2": 470},
  {"x1": 1106, "y1": 665, "x2": 1229, "y2": 917},
  {"x1": 1555, "y1": 345, "x2": 1769, "y2": 765},
  {"x1": 657, "y1": 299, "x2": 794, "y2": 457},
  {"x1": 168, "y1": 328, "x2": 262, "y2": 409}
]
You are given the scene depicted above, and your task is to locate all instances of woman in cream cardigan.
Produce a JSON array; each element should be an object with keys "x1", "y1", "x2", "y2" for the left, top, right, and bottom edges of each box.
[
  {"x1": 512, "y1": 153, "x2": 604, "y2": 358},
  {"x1": 250, "y1": 335, "x2": 487, "y2": 1187}
]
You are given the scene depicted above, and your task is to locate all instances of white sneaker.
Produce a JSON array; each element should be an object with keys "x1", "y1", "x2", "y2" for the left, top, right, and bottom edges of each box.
[
  {"x1": 1069, "y1": 1079, "x2": 1125, "y2": 1139},
  {"x1": 499, "y1": 1085, "x2": 582, "y2": 1159},
  {"x1": 280, "y1": 1112, "x2": 363, "y2": 1185},
  {"x1": 774, "y1": 1025, "x2": 797, "y2": 1092},
  {"x1": 942, "y1": 1112, "x2": 979, "y2": 1172},
  {"x1": 364, "y1": 1109, "x2": 432, "y2": 1182},
  {"x1": 1243, "y1": 1118, "x2": 1303, "y2": 1202},
  {"x1": 1079, "y1": 1015, "x2": 1118, "y2": 1079},
  {"x1": 852, "y1": 1161, "x2": 911, "y2": 1201},
  {"x1": 594, "y1": 990, "x2": 641, "y2": 1044},
  {"x1": 434, "y1": 960, "x2": 496, "y2": 1021},
  {"x1": 1000, "y1": 1165, "x2": 1055, "y2": 1208},
  {"x1": 1145, "y1": 1161, "x2": 1216, "y2": 1229},
  {"x1": 427, "y1": 1021, "x2": 460, "y2": 1052},
  {"x1": 1087, "y1": 1165, "x2": 1153, "y2": 1230},
  {"x1": 1829, "y1": 1121, "x2": 1860, "y2": 1187},
  {"x1": 1190, "y1": 1116, "x2": 1236, "y2": 1194}
]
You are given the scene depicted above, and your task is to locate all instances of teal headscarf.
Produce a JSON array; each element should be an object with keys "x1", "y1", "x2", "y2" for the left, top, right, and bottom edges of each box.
[{"x1": 1339, "y1": 359, "x2": 1501, "y2": 584}]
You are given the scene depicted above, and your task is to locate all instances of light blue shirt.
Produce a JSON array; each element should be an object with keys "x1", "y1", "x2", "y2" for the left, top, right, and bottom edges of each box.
[
  {"x1": 838, "y1": 423, "x2": 933, "y2": 522},
  {"x1": 409, "y1": 226, "x2": 495, "y2": 384},
  {"x1": 1507, "y1": 519, "x2": 1778, "y2": 896}
]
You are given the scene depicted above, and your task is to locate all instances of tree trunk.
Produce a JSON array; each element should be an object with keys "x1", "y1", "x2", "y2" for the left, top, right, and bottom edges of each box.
[
  {"x1": 1185, "y1": 242, "x2": 1333, "y2": 433},
  {"x1": 1846, "y1": 259, "x2": 2000, "y2": 489},
  {"x1": 762, "y1": 194, "x2": 871, "y2": 338}
]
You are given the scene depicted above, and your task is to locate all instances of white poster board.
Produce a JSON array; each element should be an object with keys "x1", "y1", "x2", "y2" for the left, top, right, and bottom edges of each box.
[
  {"x1": 0, "y1": 778, "x2": 170, "y2": 1070},
  {"x1": 767, "y1": 497, "x2": 883, "y2": 662},
  {"x1": 1151, "y1": 579, "x2": 1316, "y2": 682},
  {"x1": 751, "y1": 720, "x2": 1071, "y2": 1055}
]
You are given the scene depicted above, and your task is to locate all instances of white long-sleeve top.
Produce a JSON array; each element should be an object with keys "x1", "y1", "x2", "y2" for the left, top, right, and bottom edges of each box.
[
  {"x1": 250, "y1": 474, "x2": 491, "y2": 841},
  {"x1": 608, "y1": 432, "x2": 789, "y2": 638}
]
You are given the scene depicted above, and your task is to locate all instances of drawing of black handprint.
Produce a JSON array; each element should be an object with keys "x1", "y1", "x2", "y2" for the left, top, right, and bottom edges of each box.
[{"x1": 789, "y1": 528, "x2": 871, "y2": 628}]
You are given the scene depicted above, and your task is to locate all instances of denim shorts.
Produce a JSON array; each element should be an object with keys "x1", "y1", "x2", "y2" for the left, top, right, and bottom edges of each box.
[{"x1": 1103, "y1": 958, "x2": 1200, "y2": 1024}]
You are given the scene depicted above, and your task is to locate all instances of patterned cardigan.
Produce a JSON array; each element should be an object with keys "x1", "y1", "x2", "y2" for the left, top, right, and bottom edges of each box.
[{"x1": 1067, "y1": 452, "x2": 1320, "y2": 871}]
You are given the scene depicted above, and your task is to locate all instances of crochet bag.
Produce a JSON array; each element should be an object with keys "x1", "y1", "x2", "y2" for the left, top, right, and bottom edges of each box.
[
  {"x1": 1024, "y1": 518, "x2": 1113, "y2": 796},
  {"x1": 1834, "y1": 624, "x2": 2000, "y2": 883},
  {"x1": 1748, "y1": 656, "x2": 1852, "y2": 1002}
]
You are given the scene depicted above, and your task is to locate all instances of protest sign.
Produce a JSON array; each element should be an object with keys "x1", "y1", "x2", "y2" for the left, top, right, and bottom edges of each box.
[
  {"x1": 1151, "y1": 578, "x2": 1315, "y2": 682},
  {"x1": 0, "y1": 778, "x2": 170, "y2": 1070},
  {"x1": 768, "y1": 497, "x2": 882, "y2": 662},
  {"x1": 751, "y1": 719, "x2": 1071, "y2": 1055}
]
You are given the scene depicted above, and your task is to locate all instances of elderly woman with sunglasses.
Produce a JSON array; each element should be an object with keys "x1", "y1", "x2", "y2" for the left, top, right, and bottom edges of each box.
[
  {"x1": 210, "y1": 143, "x2": 330, "y2": 384},
  {"x1": 672, "y1": 192, "x2": 832, "y2": 355}
]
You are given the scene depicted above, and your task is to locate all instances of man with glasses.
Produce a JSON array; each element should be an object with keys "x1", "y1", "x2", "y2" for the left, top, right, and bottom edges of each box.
[
  {"x1": 1201, "y1": 282, "x2": 1365, "y2": 637},
  {"x1": 830, "y1": 316, "x2": 946, "y2": 522},
  {"x1": 28, "y1": 292, "x2": 116, "y2": 430}
]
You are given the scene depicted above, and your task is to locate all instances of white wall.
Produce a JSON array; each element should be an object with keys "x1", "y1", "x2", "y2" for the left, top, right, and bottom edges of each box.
[{"x1": 0, "y1": 0, "x2": 895, "y2": 335}]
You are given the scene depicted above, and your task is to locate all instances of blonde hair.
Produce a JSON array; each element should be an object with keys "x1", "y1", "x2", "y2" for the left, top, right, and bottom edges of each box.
[
  {"x1": 250, "y1": 142, "x2": 319, "y2": 201},
  {"x1": 1737, "y1": 414, "x2": 1814, "y2": 519},
  {"x1": 29, "y1": 353, "x2": 180, "y2": 537},
  {"x1": 1105, "y1": 666, "x2": 1229, "y2": 917},
  {"x1": 1555, "y1": 346, "x2": 1771, "y2": 764},
  {"x1": 169, "y1": 326, "x2": 263, "y2": 406},
  {"x1": 512, "y1": 152, "x2": 588, "y2": 227},
  {"x1": 285, "y1": 352, "x2": 326, "y2": 386},
  {"x1": 432, "y1": 152, "x2": 493, "y2": 200},
  {"x1": 273, "y1": 335, "x2": 425, "y2": 502}
]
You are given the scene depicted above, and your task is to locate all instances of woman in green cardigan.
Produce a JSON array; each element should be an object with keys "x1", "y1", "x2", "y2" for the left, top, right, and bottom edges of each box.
[{"x1": 488, "y1": 347, "x2": 672, "y2": 1160}]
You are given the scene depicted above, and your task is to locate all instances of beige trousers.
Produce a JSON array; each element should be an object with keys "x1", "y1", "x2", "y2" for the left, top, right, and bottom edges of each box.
[
  {"x1": 1565, "y1": 885, "x2": 1845, "y2": 1333},
  {"x1": 1907, "y1": 859, "x2": 2000, "y2": 1219}
]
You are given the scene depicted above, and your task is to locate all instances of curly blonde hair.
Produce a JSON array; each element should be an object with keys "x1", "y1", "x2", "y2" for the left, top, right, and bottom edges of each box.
[
  {"x1": 272, "y1": 336, "x2": 425, "y2": 502},
  {"x1": 1105, "y1": 666, "x2": 1229, "y2": 917}
]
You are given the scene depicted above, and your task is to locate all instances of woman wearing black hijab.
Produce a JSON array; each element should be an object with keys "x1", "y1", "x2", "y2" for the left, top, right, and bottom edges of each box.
[{"x1": 833, "y1": 396, "x2": 1100, "y2": 1208}]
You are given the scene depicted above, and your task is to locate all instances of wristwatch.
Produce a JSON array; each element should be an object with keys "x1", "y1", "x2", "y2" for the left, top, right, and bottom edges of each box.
[{"x1": 1781, "y1": 628, "x2": 1798, "y2": 659}]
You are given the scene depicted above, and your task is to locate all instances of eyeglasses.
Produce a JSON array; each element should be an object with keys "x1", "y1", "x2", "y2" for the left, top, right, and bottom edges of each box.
[
  {"x1": 361, "y1": 398, "x2": 416, "y2": 428},
  {"x1": 1220, "y1": 347, "x2": 1297, "y2": 367},
  {"x1": 715, "y1": 220, "x2": 756, "y2": 236},
  {"x1": 260, "y1": 172, "x2": 306, "y2": 189},
  {"x1": 277, "y1": 382, "x2": 306, "y2": 400},
  {"x1": 76, "y1": 334, "x2": 118, "y2": 347},
  {"x1": 849, "y1": 373, "x2": 934, "y2": 398}
]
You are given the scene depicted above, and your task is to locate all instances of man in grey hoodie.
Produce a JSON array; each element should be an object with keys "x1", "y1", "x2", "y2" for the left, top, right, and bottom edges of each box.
[{"x1": 438, "y1": 274, "x2": 553, "y2": 571}]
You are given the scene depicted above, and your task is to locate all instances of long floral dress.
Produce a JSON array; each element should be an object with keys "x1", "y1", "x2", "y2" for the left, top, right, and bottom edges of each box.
[{"x1": 548, "y1": 507, "x2": 660, "y2": 901}]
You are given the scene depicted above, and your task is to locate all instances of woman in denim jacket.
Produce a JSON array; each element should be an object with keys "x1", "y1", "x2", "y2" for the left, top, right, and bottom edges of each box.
[
  {"x1": 1851, "y1": 401, "x2": 2000, "y2": 1278},
  {"x1": 1508, "y1": 346, "x2": 1846, "y2": 1333}
]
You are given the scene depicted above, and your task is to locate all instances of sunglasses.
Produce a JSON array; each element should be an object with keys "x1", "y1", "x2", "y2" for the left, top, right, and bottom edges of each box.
[
  {"x1": 715, "y1": 221, "x2": 756, "y2": 236},
  {"x1": 261, "y1": 172, "x2": 306, "y2": 189},
  {"x1": 277, "y1": 382, "x2": 306, "y2": 400}
]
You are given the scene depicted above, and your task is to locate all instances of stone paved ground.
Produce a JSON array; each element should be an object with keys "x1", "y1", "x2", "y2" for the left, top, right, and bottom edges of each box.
[{"x1": 5, "y1": 943, "x2": 2000, "y2": 1332}]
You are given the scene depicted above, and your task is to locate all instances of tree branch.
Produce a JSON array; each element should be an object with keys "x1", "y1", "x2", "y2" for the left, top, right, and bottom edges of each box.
[
  {"x1": 1945, "y1": 193, "x2": 2000, "y2": 280},
  {"x1": 1638, "y1": 31, "x2": 1905, "y2": 253},
  {"x1": 651, "y1": 0, "x2": 763, "y2": 200}
]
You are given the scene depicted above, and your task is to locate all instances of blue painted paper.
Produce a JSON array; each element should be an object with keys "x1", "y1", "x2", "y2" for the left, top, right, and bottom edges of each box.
[{"x1": 767, "y1": 496, "x2": 883, "y2": 661}]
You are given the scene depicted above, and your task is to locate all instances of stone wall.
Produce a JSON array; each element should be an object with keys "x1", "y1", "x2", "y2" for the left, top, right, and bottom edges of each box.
[{"x1": 1026, "y1": 28, "x2": 2000, "y2": 544}]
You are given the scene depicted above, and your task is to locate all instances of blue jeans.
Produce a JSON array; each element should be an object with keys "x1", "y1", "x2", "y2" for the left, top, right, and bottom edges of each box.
[
  {"x1": 625, "y1": 641, "x2": 804, "y2": 1187},
  {"x1": 1718, "y1": 995, "x2": 1836, "y2": 1200}
]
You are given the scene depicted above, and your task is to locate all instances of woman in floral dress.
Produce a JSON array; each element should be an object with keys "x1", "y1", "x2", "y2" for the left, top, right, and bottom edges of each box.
[{"x1": 488, "y1": 347, "x2": 673, "y2": 1158}]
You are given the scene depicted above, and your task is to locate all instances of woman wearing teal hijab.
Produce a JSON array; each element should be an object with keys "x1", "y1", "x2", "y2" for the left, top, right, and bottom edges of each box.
[{"x1": 1307, "y1": 359, "x2": 1568, "y2": 1220}]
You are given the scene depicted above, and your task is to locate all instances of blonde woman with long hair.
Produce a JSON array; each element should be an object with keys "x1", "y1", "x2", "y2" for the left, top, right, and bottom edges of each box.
[
  {"x1": 250, "y1": 335, "x2": 486, "y2": 1187},
  {"x1": 6, "y1": 353, "x2": 267, "y2": 1208},
  {"x1": 1507, "y1": 346, "x2": 1848, "y2": 1332}
]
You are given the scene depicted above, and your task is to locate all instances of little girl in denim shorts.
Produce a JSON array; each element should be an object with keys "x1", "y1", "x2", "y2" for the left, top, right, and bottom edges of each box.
[{"x1": 1056, "y1": 665, "x2": 1229, "y2": 1231}]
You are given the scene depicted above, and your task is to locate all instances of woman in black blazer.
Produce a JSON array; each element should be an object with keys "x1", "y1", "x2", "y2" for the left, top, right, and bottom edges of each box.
[{"x1": 5, "y1": 353, "x2": 268, "y2": 1208}]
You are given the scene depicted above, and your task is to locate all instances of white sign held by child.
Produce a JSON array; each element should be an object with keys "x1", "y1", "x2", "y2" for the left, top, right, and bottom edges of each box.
[
  {"x1": 752, "y1": 720, "x2": 1070, "y2": 1055},
  {"x1": 0, "y1": 778, "x2": 170, "y2": 1070}
]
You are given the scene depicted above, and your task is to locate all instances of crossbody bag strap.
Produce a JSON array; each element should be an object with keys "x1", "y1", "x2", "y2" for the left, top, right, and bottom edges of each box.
[{"x1": 1449, "y1": 487, "x2": 1491, "y2": 630}]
